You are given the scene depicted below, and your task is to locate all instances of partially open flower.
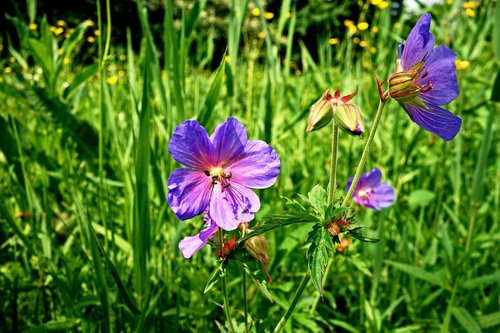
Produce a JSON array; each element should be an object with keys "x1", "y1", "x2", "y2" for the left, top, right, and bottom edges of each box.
[
  {"x1": 334, "y1": 102, "x2": 365, "y2": 136},
  {"x1": 306, "y1": 90, "x2": 334, "y2": 132}
]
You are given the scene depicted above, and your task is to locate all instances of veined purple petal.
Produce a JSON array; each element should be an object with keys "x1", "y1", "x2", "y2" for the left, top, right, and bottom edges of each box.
[
  {"x1": 210, "y1": 117, "x2": 247, "y2": 166},
  {"x1": 402, "y1": 13, "x2": 435, "y2": 69},
  {"x1": 228, "y1": 140, "x2": 280, "y2": 189},
  {"x1": 370, "y1": 183, "x2": 396, "y2": 210},
  {"x1": 178, "y1": 217, "x2": 218, "y2": 258},
  {"x1": 209, "y1": 182, "x2": 261, "y2": 231},
  {"x1": 346, "y1": 168, "x2": 382, "y2": 193},
  {"x1": 420, "y1": 45, "x2": 459, "y2": 105},
  {"x1": 168, "y1": 120, "x2": 214, "y2": 169},
  {"x1": 404, "y1": 103, "x2": 462, "y2": 141},
  {"x1": 168, "y1": 168, "x2": 212, "y2": 220}
]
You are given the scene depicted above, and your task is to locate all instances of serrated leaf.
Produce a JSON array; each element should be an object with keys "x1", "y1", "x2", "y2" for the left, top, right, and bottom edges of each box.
[
  {"x1": 307, "y1": 226, "x2": 334, "y2": 293},
  {"x1": 308, "y1": 184, "x2": 327, "y2": 217}
]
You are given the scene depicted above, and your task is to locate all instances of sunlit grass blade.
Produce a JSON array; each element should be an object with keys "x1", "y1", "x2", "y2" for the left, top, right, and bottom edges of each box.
[{"x1": 197, "y1": 51, "x2": 226, "y2": 127}]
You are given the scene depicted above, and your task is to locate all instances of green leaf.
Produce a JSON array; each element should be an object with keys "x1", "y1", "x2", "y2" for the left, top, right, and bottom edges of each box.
[
  {"x1": 233, "y1": 254, "x2": 273, "y2": 302},
  {"x1": 408, "y1": 189, "x2": 435, "y2": 208},
  {"x1": 306, "y1": 226, "x2": 334, "y2": 293},
  {"x1": 385, "y1": 260, "x2": 449, "y2": 289},
  {"x1": 463, "y1": 271, "x2": 500, "y2": 289},
  {"x1": 62, "y1": 64, "x2": 99, "y2": 99},
  {"x1": 204, "y1": 264, "x2": 224, "y2": 294},
  {"x1": 24, "y1": 319, "x2": 79, "y2": 332},
  {"x1": 478, "y1": 311, "x2": 500, "y2": 329},
  {"x1": 197, "y1": 51, "x2": 226, "y2": 127},
  {"x1": 308, "y1": 184, "x2": 327, "y2": 218},
  {"x1": 493, "y1": 0, "x2": 500, "y2": 61},
  {"x1": 491, "y1": 70, "x2": 500, "y2": 102},
  {"x1": 451, "y1": 307, "x2": 482, "y2": 333}
]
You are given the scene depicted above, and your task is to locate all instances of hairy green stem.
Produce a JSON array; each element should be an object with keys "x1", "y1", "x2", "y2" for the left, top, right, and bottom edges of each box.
[
  {"x1": 219, "y1": 229, "x2": 236, "y2": 333},
  {"x1": 342, "y1": 99, "x2": 386, "y2": 206},
  {"x1": 273, "y1": 273, "x2": 310, "y2": 333},
  {"x1": 243, "y1": 269, "x2": 249, "y2": 333},
  {"x1": 328, "y1": 121, "x2": 339, "y2": 205}
]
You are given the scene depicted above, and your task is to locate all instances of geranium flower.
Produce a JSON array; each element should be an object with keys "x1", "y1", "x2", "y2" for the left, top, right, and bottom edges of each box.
[
  {"x1": 346, "y1": 168, "x2": 395, "y2": 210},
  {"x1": 167, "y1": 117, "x2": 280, "y2": 231},
  {"x1": 388, "y1": 13, "x2": 461, "y2": 141}
]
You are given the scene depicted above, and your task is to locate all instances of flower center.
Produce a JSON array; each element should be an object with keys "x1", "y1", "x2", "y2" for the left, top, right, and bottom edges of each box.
[
  {"x1": 357, "y1": 188, "x2": 372, "y2": 199},
  {"x1": 205, "y1": 167, "x2": 232, "y2": 192}
]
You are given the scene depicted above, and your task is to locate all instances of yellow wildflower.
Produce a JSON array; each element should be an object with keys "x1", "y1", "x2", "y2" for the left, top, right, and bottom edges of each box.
[
  {"x1": 57, "y1": 48, "x2": 63, "y2": 56},
  {"x1": 372, "y1": 26, "x2": 379, "y2": 33},
  {"x1": 161, "y1": 71, "x2": 167, "y2": 81},
  {"x1": 57, "y1": 20, "x2": 66, "y2": 26},
  {"x1": 286, "y1": 12, "x2": 292, "y2": 19},
  {"x1": 28, "y1": 23, "x2": 38, "y2": 30},
  {"x1": 264, "y1": 12, "x2": 274, "y2": 20},
  {"x1": 258, "y1": 31, "x2": 265, "y2": 39},
  {"x1": 251, "y1": 8, "x2": 260, "y2": 16},
  {"x1": 94, "y1": 29, "x2": 100, "y2": 36},
  {"x1": 370, "y1": 0, "x2": 382, "y2": 5},
  {"x1": 119, "y1": 54, "x2": 126, "y2": 61},
  {"x1": 455, "y1": 59, "x2": 470, "y2": 71},
  {"x1": 359, "y1": 40, "x2": 367, "y2": 47},
  {"x1": 49, "y1": 26, "x2": 57, "y2": 32},
  {"x1": 378, "y1": 1, "x2": 389, "y2": 10},
  {"x1": 357, "y1": 22, "x2": 369, "y2": 31},
  {"x1": 464, "y1": 1, "x2": 479, "y2": 9},
  {"x1": 344, "y1": 19, "x2": 354, "y2": 27},
  {"x1": 328, "y1": 37, "x2": 340, "y2": 45},
  {"x1": 394, "y1": 22, "x2": 401, "y2": 29},
  {"x1": 370, "y1": 47, "x2": 377, "y2": 54},
  {"x1": 353, "y1": 37, "x2": 360, "y2": 44},
  {"x1": 63, "y1": 58, "x2": 70, "y2": 65},
  {"x1": 118, "y1": 70, "x2": 125, "y2": 77},
  {"x1": 10, "y1": 57, "x2": 15, "y2": 63},
  {"x1": 87, "y1": 36, "x2": 96, "y2": 43},
  {"x1": 87, "y1": 20, "x2": 95, "y2": 27},
  {"x1": 225, "y1": 55, "x2": 231, "y2": 63},
  {"x1": 54, "y1": 27, "x2": 64, "y2": 36},
  {"x1": 465, "y1": 8, "x2": 475, "y2": 17},
  {"x1": 5, "y1": 67, "x2": 12, "y2": 74},
  {"x1": 106, "y1": 76, "x2": 118, "y2": 85}
]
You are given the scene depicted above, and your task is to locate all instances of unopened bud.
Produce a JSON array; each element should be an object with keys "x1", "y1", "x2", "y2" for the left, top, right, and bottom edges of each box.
[
  {"x1": 245, "y1": 235, "x2": 270, "y2": 264},
  {"x1": 306, "y1": 91, "x2": 334, "y2": 132},
  {"x1": 334, "y1": 102, "x2": 365, "y2": 136}
]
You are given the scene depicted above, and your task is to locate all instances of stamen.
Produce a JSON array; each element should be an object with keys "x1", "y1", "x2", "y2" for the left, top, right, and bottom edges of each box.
[{"x1": 204, "y1": 170, "x2": 210, "y2": 176}]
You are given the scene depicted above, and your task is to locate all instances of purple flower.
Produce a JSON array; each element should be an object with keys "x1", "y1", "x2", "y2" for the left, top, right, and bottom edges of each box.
[
  {"x1": 167, "y1": 117, "x2": 280, "y2": 231},
  {"x1": 389, "y1": 13, "x2": 461, "y2": 141},
  {"x1": 346, "y1": 168, "x2": 395, "y2": 210},
  {"x1": 178, "y1": 215, "x2": 218, "y2": 258}
]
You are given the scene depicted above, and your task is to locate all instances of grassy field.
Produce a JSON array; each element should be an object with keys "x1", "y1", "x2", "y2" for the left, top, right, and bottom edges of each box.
[{"x1": 0, "y1": 0, "x2": 499, "y2": 332}]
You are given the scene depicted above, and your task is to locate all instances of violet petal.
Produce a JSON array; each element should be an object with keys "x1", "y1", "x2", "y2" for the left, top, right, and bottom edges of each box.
[
  {"x1": 210, "y1": 117, "x2": 247, "y2": 166},
  {"x1": 404, "y1": 103, "x2": 462, "y2": 141},
  {"x1": 402, "y1": 13, "x2": 435, "y2": 69},
  {"x1": 178, "y1": 219, "x2": 218, "y2": 258},
  {"x1": 168, "y1": 120, "x2": 214, "y2": 169}
]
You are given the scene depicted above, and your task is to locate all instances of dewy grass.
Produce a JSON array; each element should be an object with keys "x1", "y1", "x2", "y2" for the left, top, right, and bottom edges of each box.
[{"x1": 0, "y1": 2, "x2": 497, "y2": 332}]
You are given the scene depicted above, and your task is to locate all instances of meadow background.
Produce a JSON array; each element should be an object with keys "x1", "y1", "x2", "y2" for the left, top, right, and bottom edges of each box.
[{"x1": 0, "y1": 0, "x2": 499, "y2": 332}]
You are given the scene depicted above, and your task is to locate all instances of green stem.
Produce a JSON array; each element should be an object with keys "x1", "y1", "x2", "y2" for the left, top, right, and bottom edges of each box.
[
  {"x1": 219, "y1": 229, "x2": 236, "y2": 333},
  {"x1": 465, "y1": 202, "x2": 478, "y2": 252},
  {"x1": 243, "y1": 269, "x2": 249, "y2": 333},
  {"x1": 342, "y1": 99, "x2": 387, "y2": 206},
  {"x1": 328, "y1": 121, "x2": 339, "y2": 205},
  {"x1": 273, "y1": 273, "x2": 310, "y2": 333}
]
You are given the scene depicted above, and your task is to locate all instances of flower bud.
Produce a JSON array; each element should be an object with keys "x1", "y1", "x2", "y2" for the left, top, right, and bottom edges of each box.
[
  {"x1": 334, "y1": 102, "x2": 365, "y2": 136},
  {"x1": 306, "y1": 91, "x2": 334, "y2": 132},
  {"x1": 245, "y1": 235, "x2": 270, "y2": 264}
]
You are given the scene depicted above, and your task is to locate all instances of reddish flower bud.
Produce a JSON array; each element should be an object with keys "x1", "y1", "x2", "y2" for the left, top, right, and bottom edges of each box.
[{"x1": 245, "y1": 235, "x2": 273, "y2": 284}]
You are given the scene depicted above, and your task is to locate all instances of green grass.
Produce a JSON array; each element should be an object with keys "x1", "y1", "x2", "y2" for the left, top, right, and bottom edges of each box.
[{"x1": 0, "y1": 0, "x2": 499, "y2": 332}]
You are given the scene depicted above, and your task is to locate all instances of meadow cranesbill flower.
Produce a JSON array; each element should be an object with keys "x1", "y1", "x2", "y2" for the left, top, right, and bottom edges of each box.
[
  {"x1": 178, "y1": 214, "x2": 218, "y2": 258},
  {"x1": 168, "y1": 117, "x2": 280, "y2": 231},
  {"x1": 346, "y1": 168, "x2": 395, "y2": 210},
  {"x1": 388, "y1": 13, "x2": 461, "y2": 141}
]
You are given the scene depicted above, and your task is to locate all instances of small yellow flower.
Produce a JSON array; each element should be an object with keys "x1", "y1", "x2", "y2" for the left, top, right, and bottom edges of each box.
[
  {"x1": 446, "y1": 0, "x2": 452, "y2": 4},
  {"x1": 251, "y1": 8, "x2": 260, "y2": 16},
  {"x1": 295, "y1": 69, "x2": 301, "y2": 76},
  {"x1": 455, "y1": 59, "x2": 470, "y2": 71},
  {"x1": 161, "y1": 71, "x2": 167, "y2": 81},
  {"x1": 347, "y1": 25, "x2": 357, "y2": 33},
  {"x1": 57, "y1": 20, "x2": 66, "y2": 26},
  {"x1": 353, "y1": 37, "x2": 360, "y2": 44},
  {"x1": 258, "y1": 31, "x2": 265, "y2": 39},
  {"x1": 10, "y1": 57, "x2": 16, "y2": 63},
  {"x1": 328, "y1": 37, "x2": 340, "y2": 45},
  {"x1": 465, "y1": 8, "x2": 475, "y2": 17},
  {"x1": 370, "y1": 47, "x2": 377, "y2": 54},
  {"x1": 5, "y1": 67, "x2": 12, "y2": 74},
  {"x1": 225, "y1": 55, "x2": 231, "y2": 63},
  {"x1": 54, "y1": 27, "x2": 64, "y2": 36},
  {"x1": 0, "y1": 77, "x2": 3, "y2": 82},
  {"x1": 370, "y1": 0, "x2": 382, "y2": 5},
  {"x1": 371, "y1": 26, "x2": 379, "y2": 33},
  {"x1": 357, "y1": 22, "x2": 369, "y2": 31},
  {"x1": 28, "y1": 23, "x2": 38, "y2": 30},
  {"x1": 264, "y1": 12, "x2": 274, "y2": 20},
  {"x1": 87, "y1": 36, "x2": 96, "y2": 43},
  {"x1": 57, "y1": 48, "x2": 63, "y2": 56},
  {"x1": 378, "y1": 1, "x2": 389, "y2": 10},
  {"x1": 118, "y1": 70, "x2": 125, "y2": 77},
  {"x1": 94, "y1": 29, "x2": 101, "y2": 36},
  {"x1": 49, "y1": 26, "x2": 57, "y2": 32},
  {"x1": 63, "y1": 58, "x2": 70, "y2": 65},
  {"x1": 394, "y1": 22, "x2": 401, "y2": 29},
  {"x1": 106, "y1": 76, "x2": 118, "y2": 85},
  {"x1": 344, "y1": 19, "x2": 354, "y2": 27},
  {"x1": 285, "y1": 12, "x2": 292, "y2": 19},
  {"x1": 359, "y1": 40, "x2": 367, "y2": 47},
  {"x1": 87, "y1": 20, "x2": 95, "y2": 27},
  {"x1": 464, "y1": 1, "x2": 479, "y2": 9},
  {"x1": 119, "y1": 54, "x2": 126, "y2": 61}
]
